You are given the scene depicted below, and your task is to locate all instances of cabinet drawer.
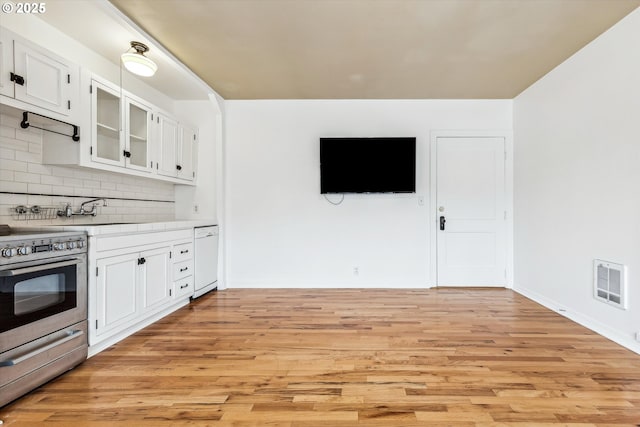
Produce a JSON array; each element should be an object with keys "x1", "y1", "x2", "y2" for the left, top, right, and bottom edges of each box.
[
  {"x1": 173, "y1": 259, "x2": 193, "y2": 281},
  {"x1": 173, "y1": 242, "x2": 193, "y2": 263},
  {"x1": 174, "y1": 276, "x2": 193, "y2": 299}
]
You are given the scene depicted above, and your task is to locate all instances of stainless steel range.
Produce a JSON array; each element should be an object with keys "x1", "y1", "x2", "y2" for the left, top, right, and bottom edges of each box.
[{"x1": 0, "y1": 230, "x2": 88, "y2": 407}]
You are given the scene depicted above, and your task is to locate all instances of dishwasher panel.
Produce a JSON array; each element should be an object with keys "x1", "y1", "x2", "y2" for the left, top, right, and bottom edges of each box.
[{"x1": 194, "y1": 225, "x2": 218, "y2": 298}]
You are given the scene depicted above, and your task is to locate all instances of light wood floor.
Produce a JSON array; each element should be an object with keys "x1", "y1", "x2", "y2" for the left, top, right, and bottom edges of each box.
[{"x1": 2, "y1": 288, "x2": 640, "y2": 426}]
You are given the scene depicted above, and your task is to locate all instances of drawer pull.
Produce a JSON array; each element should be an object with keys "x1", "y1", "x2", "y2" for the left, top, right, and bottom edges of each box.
[
  {"x1": 180, "y1": 283, "x2": 189, "y2": 289},
  {"x1": 1, "y1": 258, "x2": 81, "y2": 276},
  {"x1": 179, "y1": 267, "x2": 188, "y2": 272},
  {"x1": 0, "y1": 330, "x2": 84, "y2": 367},
  {"x1": 180, "y1": 249, "x2": 189, "y2": 254}
]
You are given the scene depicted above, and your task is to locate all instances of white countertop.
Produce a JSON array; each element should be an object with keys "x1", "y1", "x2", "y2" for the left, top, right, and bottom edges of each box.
[{"x1": 12, "y1": 220, "x2": 217, "y2": 237}]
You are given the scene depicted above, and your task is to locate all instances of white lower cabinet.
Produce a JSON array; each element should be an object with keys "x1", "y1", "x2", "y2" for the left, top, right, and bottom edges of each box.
[
  {"x1": 90, "y1": 229, "x2": 194, "y2": 353},
  {"x1": 172, "y1": 241, "x2": 194, "y2": 298},
  {"x1": 174, "y1": 276, "x2": 194, "y2": 299},
  {"x1": 140, "y1": 246, "x2": 172, "y2": 311},
  {"x1": 95, "y1": 253, "x2": 138, "y2": 337}
]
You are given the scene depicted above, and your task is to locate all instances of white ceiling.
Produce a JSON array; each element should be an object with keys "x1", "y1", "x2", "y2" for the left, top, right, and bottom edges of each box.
[{"x1": 40, "y1": 0, "x2": 640, "y2": 100}]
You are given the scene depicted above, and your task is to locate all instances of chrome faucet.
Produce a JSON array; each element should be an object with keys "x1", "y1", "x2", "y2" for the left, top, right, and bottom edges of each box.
[
  {"x1": 59, "y1": 204, "x2": 74, "y2": 218},
  {"x1": 79, "y1": 198, "x2": 107, "y2": 216},
  {"x1": 58, "y1": 198, "x2": 108, "y2": 218}
]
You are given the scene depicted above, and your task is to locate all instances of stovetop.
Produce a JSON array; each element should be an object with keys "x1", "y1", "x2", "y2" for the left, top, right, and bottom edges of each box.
[
  {"x1": 0, "y1": 226, "x2": 87, "y2": 265},
  {"x1": 0, "y1": 228, "x2": 85, "y2": 240}
]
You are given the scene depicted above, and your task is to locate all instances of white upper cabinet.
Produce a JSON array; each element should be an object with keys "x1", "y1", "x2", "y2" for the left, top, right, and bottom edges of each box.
[
  {"x1": 0, "y1": 28, "x2": 77, "y2": 118},
  {"x1": 157, "y1": 113, "x2": 179, "y2": 178},
  {"x1": 90, "y1": 77, "x2": 155, "y2": 174},
  {"x1": 0, "y1": 35, "x2": 12, "y2": 98},
  {"x1": 177, "y1": 124, "x2": 197, "y2": 181},
  {"x1": 92, "y1": 79, "x2": 124, "y2": 167},
  {"x1": 157, "y1": 116, "x2": 197, "y2": 182},
  {"x1": 124, "y1": 96, "x2": 152, "y2": 172},
  {"x1": 13, "y1": 40, "x2": 73, "y2": 115}
]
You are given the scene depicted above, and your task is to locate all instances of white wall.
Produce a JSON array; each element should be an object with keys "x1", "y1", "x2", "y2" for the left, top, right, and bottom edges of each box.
[
  {"x1": 225, "y1": 100, "x2": 511, "y2": 288},
  {"x1": 514, "y1": 8, "x2": 640, "y2": 352}
]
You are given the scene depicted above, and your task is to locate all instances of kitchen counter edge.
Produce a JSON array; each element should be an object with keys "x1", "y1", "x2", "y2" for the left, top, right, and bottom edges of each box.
[{"x1": 12, "y1": 220, "x2": 217, "y2": 237}]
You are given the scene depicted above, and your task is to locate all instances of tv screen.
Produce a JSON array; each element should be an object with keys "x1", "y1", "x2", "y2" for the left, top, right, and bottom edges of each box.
[{"x1": 320, "y1": 137, "x2": 416, "y2": 194}]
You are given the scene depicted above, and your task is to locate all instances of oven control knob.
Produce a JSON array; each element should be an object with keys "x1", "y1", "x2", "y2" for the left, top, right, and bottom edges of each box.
[
  {"x1": 77, "y1": 240, "x2": 84, "y2": 248},
  {"x1": 2, "y1": 247, "x2": 17, "y2": 258},
  {"x1": 67, "y1": 241, "x2": 76, "y2": 249},
  {"x1": 53, "y1": 243, "x2": 66, "y2": 251},
  {"x1": 17, "y1": 246, "x2": 32, "y2": 255}
]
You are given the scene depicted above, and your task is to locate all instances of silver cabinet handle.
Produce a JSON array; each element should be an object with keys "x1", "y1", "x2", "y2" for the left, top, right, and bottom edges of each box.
[
  {"x1": 0, "y1": 330, "x2": 84, "y2": 367},
  {"x1": 0, "y1": 258, "x2": 81, "y2": 277}
]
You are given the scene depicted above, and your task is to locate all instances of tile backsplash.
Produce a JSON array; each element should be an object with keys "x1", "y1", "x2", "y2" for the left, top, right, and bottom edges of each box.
[{"x1": 0, "y1": 112, "x2": 175, "y2": 226}]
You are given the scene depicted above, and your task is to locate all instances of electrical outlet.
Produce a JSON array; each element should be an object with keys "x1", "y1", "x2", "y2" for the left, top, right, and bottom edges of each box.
[
  {"x1": 193, "y1": 204, "x2": 199, "y2": 213},
  {"x1": 353, "y1": 267, "x2": 359, "y2": 276},
  {"x1": 418, "y1": 196, "x2": 425, "y2": 206}
]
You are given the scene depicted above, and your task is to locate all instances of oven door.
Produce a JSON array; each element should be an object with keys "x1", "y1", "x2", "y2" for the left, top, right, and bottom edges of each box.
[{"x1": 0, "y1": 254, "x2": 87, "y2": 351}]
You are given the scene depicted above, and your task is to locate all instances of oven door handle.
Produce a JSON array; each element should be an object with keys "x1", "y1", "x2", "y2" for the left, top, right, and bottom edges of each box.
[
  {"x1": 0, "y1": 329, "x2": 84, "y2": 367},
  {"x1": 0, "y1": 258, "x2": 82, "y2": 277}
]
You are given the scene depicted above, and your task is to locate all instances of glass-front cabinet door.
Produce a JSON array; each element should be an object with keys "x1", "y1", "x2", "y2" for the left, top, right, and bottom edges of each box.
[
  {"x1": 125, "y1": 97, "x2": 152, "y2": 172},
  {"x1": 91, "y1": 79, "x2": 124, "y2": 167}
]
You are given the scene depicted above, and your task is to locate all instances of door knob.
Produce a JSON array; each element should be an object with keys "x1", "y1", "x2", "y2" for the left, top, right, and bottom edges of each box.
[{"x1": 439, "y1": 216, "x2": 446, "y2": 231}]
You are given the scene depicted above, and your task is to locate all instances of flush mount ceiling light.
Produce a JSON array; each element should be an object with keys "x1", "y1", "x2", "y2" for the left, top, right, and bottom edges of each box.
[{"x1": 121, "y1": 41, "x2": 157, "y2": 77}]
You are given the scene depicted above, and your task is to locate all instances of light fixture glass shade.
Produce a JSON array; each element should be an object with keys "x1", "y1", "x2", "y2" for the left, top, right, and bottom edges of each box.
[{"x1": 121, "y1": 51, "x2": 157, "y2": 77}]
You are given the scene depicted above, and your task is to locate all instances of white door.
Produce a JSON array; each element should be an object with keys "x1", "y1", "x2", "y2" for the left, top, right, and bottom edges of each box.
[
  {"x1": 177, "y1": 124, "x2": 196, "y2": 181},
  {"x1": 139, "y1": 246, "x2": 171, "y2": 311},
  {"x1": 124, "y1": 96, "x2": 152, "y2": 172},
  {"x1": 13, "y1": 40, "x2": 71, "y2": 116},
  {"x1": 91, "y1": 80, "x2": 124, "y2": 167},
  {"x1": 96, "y1": 253, "x2": 138, "y2": 335},
  {"x1": 436, "y1": 136, "x2": 506, "y2": 286},
  {"x1": 0, "y1": 30, "x2": 13, "y2": 98},
  {"x1": 157, "y1": 114, "x2": 178, "y2": 177}
]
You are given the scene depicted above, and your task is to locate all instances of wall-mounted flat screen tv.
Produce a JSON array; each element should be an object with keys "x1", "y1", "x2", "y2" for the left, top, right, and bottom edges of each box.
[{"x1": 320, "y1": 137, "x2": 416, "y2": 194}]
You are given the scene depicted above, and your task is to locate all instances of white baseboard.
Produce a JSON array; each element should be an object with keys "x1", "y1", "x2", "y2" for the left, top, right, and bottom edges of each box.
[
  {"x1": 514, "y1": 285, "x2": 640, "y2": 355},
  {"x1": 226, "y1": 281, "x2": 432, "y2": 289}
]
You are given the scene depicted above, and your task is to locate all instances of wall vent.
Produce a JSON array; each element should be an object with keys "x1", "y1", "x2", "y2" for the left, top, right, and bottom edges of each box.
[{"x1": 594, "y1": 259, "x2": 627, "y2": 310}]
